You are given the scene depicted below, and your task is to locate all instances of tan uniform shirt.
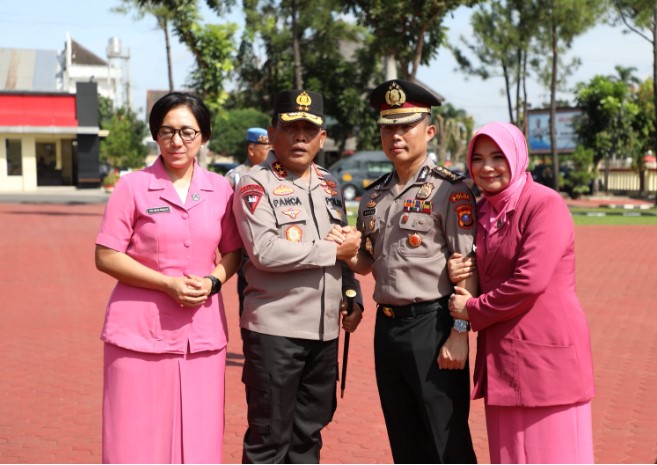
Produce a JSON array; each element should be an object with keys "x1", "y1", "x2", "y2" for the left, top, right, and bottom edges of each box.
[
  {"x1": 233, "y1": 151, "x2": 360, "y2": 341},
  {"x1": 357, "y1": 157, "x2": 476, "y2": 306},
  {"x1": 225, "y1": 162, "x2": 253, "y2": 188}
]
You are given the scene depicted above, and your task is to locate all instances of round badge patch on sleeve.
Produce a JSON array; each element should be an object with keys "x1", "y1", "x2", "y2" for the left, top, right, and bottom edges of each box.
[
  {"x1": 285, "y1": 225, "x2": 303, "y2": 242},
  {"x1": 456, "y1": 204, "x2": 474, "y2": 229}
]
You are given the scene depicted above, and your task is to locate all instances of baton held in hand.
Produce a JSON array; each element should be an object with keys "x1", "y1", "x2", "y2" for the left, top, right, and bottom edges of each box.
[{"x1": 340, "y1": 289, "x2": 357, "y2": 398}]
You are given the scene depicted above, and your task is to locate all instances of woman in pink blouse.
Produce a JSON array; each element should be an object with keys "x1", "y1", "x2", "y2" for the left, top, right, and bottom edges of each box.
[
  {"x1": 448, "y1": 122, "x2": 595, "y2": 463},
  {"x1": 95, "y1": 92, "x2": 242, "y2": 463}
]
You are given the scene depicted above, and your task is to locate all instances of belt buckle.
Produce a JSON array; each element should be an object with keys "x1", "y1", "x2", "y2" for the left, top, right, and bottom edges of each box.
[{"x1": 382, "y1": 306, "x2": 395, "y2": 318}]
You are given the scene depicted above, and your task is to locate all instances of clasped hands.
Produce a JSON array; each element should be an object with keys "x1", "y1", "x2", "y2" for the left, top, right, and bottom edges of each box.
[
  {"x1": 167, "y1": 274, "x2": 213, "y2": 308},
  {"x1": 325, "y1": 225, "x2": 362, "y2": 261}
]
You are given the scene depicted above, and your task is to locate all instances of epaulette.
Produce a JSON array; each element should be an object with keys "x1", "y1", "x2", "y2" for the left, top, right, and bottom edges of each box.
[
  {"x1": 365, "y1": 172, "x2": 391, "y2": 190},
  {"x1": 315, "y1": 164, "x2": 330, "y2": 174},
  {"x1": 432, "y1": 166, "x2": 464, "y2": 184}
]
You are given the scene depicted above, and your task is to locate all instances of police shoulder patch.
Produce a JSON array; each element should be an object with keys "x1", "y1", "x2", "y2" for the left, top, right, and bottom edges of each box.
[{"x1": 432, "y1": 166, "x2": 464, "y2": 184}]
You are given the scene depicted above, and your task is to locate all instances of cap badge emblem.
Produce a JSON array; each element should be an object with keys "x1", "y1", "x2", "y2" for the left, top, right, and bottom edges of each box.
[
  {"x1": 296, "y1": 91, "x2": 312, "y2": 111},
  {"x1": 385, "y1": 82, "x2": 406, "y2": 108}
]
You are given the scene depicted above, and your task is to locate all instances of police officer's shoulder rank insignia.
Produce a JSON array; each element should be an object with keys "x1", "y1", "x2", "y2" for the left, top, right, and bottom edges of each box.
[
  {"x1": 241, "y1": 184, "x2": 265, "y2": 214},
  {"x1": 272, "y1": 160, "x2": 288, "y2": 178},
  {"x1": 432, "y1": 166, "x2": 464, "y2": 184},
  {"x1": 364, "y1": 172, "x2": 391, "y2": 191}
]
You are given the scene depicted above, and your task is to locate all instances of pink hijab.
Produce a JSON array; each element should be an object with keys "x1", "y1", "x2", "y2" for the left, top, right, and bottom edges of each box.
[{"x1": 466, "y1": 122, "x2": 529, "y2": 234}]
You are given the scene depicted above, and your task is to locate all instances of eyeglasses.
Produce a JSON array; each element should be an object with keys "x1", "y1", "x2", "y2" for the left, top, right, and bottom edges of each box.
[{"x1": 157, "y1": 126, "x2": 201, "y2": 142}]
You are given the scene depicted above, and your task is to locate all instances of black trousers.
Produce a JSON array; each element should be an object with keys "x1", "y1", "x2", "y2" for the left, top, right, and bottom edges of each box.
[
  {"x1": 374, "y1": 301, "x2": 477, "y2": 464},
  {"x1": 237, "y1": 266, "x2": 247, "y2": 317},
  {"x1": 241, "y1": 329, "x2": 338, "y2": 464},
  {"x1": 237, "y1": 254, "x2": 249, "y2": 317}
]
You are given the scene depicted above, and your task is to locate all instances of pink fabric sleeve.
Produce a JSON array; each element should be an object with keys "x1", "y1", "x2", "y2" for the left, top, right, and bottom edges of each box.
[
  {"x1": 96, "y1": 177, "x2": 136, "y2": 253},
  {"x1": 468, "y1": 193, "x2": 573, "y2": 331}
]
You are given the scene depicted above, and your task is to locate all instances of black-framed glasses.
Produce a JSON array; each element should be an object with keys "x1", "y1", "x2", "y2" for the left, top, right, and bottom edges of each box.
[{"x1": 157, "y1": 126, "x2": 201, "y2": 142}]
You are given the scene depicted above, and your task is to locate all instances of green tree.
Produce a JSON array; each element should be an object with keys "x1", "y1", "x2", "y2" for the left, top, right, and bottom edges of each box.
[
  {"x1": 100, "y1": 107, "x2": 149, "y2": 169},
  {"x1": 562, "y1": 145, "x2": 594, "y2": 198},
  {"x1": 208, "y1": 108, "x2": 270, "y2": 159},
  {"x1": 611, "y1": 0, "x2": 657, "y2": 201},
  {"x1": 135, "y1": 0, "x2": 238, "y2": 111},
  {"x1": 433, "y1": 103, "x2": 474, "y2": 166},
  {"x1": 235, "y1": 0, "x2": 381, "y2": 152},
  {"x1": 573, "y1": 69, "x2": 642, "y2": 193},
  {"x1": 112, "y1": 0, "x2": 177, "y2": 91},
  {"x1": 532, "y1": 0, "x2": 604, "y2": 190},
  {"x1": 451, "y1": 0, "x2": 540, "y2": 127},
  {"x1": 344, "y1": 0, "x2": 482, "y2": 80}
]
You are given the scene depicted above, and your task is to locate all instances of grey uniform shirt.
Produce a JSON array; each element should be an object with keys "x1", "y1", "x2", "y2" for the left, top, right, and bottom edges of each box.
[
  {"x1": 357, "y1": 156, "x2": 476, "y2": 307},
  {"x1": 232, "y1": 151, "x2": 361, "y2": 341}
]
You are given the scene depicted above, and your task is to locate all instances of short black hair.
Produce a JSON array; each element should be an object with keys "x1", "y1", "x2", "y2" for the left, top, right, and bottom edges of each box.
[{"x1": 149, "y1": 92, "x2": 212, "y2": 141}]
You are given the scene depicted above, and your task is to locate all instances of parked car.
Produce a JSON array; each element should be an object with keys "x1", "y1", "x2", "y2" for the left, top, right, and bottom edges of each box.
[{"x1": 328, "y1": 151, "x2": 393, "y2": 200}]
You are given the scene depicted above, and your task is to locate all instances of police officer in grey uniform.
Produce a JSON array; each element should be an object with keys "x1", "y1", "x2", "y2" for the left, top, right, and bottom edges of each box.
[
  {"x1": 225, "y1": 127, "x2": 271, "y2": 189},
  {"x1": 226, "y1": 128, "x2": 271, "y2": 317},
  {"x1": 232, "y1": 89, "x2": 364, "y2": 464},
  {"x1": 346, "y1": 80, "x2": 478, "y2": 463}
]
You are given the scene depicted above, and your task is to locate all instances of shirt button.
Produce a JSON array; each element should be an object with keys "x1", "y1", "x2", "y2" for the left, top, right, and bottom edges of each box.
[
  {"x1": 184, "y1": 240, "x2": 191, "y2": 247},
  {"x1": 182, "y1": 213, "x2": 189, "y2": 220}
]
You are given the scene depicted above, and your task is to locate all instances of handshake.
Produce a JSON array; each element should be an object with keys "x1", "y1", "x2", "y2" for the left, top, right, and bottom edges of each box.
[{"x1": 325, "y1": 225, "x2": 362, "y2": 261}]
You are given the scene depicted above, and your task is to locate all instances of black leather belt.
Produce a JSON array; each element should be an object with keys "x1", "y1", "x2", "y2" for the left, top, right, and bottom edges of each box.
[{"x1": 377, "y1": 297, "x2": 447, "y2": 319}]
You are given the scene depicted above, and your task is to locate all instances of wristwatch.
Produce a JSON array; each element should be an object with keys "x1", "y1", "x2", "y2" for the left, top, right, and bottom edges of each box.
[
  {"x1": 453, "y1": 319, "x2": 470, "y2": 334},
  {"x1": 204, "y1": 275, "x2": 222, "y2": 295}
]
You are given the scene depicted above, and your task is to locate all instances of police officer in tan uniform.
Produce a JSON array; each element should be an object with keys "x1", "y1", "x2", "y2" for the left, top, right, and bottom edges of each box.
[
  {"x1": 344, "y1": 80, "x2": 478, "y2": 463},
  {"x1": 232, "y1": 89, "x2": 364, "y2": 464},
  {"x1": 226, "y1": 128, "x2": 271, "y2": 317},
  {"x1": 225, "y1": 127, "x2": 271, "y2": 189}
]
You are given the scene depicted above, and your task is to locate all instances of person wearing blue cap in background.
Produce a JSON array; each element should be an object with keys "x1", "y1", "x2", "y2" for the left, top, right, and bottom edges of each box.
[
  {"x1": 226, "y1": 128, "x2": 271, "y2": 316},
  {"x1": 225, "y1": 128, "x2": 271, "y2": 188}
]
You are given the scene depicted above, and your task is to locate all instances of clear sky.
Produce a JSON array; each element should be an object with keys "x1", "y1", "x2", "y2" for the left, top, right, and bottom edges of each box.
[{"x1": 1, "y1": 1, "x2": 653, "y2": 127}]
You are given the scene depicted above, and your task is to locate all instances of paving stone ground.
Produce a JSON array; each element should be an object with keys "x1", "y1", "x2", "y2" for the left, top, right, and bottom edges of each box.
[{"x1": 1, "y1": 201, "x2": 656, "y2": 463}]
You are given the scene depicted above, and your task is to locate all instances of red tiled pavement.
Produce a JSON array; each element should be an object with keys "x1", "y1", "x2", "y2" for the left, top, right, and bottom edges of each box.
[{"x1": 1, "y1": 202, "x2": 656, "y2": 464}]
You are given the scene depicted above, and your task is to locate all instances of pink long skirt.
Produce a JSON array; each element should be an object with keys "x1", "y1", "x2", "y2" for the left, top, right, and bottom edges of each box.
[
  {"x1": 103, "y1": 343, "x2": 226, "y2": 464},
  {"x1": 485, "y1": 401, "x2": 594, "y2": 464}
]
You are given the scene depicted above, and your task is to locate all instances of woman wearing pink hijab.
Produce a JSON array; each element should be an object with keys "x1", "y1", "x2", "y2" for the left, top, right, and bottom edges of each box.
[{"x1": 448, "y1": 122, "x2": 595, "y2": 463}]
